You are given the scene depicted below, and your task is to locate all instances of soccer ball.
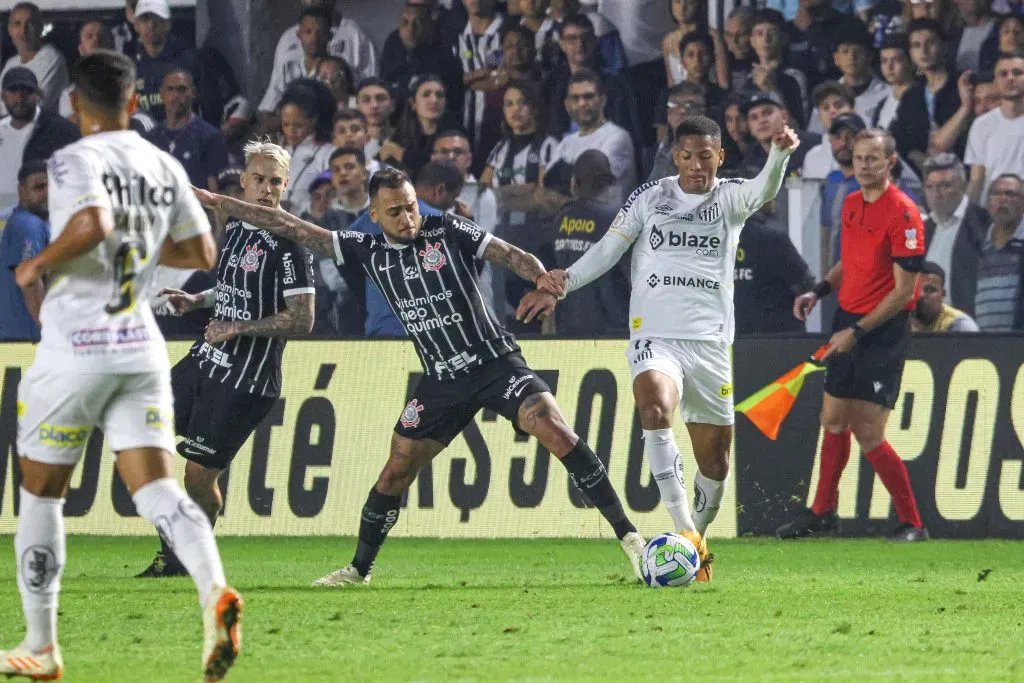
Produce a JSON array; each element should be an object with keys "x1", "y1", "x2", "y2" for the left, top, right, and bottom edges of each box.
[{"x1": 640, "y1": 533, "x2": 700, "y2": 588}]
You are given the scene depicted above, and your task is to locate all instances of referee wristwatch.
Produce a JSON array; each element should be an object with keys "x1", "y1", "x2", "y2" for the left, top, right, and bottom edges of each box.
[{"x1": 850, "y1": 323, "x2": 867, "y2": 340}]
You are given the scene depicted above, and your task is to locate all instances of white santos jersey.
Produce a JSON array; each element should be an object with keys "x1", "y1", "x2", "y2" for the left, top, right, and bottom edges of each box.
[
  {"x1": 37, "y1": 130, "x2": 211, "y2": 373},
  {"x1": 566, "y1": 145, "x2": 793, "y2": 344}
]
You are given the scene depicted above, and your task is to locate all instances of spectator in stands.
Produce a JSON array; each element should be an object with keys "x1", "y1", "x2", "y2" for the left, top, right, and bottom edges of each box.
[
  {"x1": 975, "y1": 173, "x2": 1024, "y2": 330},
  {"x1": 901, "y1": 0, "x2": 960, "y2": 42},
  {"x1": 742, "y1": 91, "x2": 818, "y2": 173},
  {"x1": 720, "y1": 6, "x2": 755, "y2": 88},
  {"x1": 543, "y1": 14, "x2": 641, "y2": 146},
  {"x1": 356, "y1": 78, "x2": 395, "y2": 161},
  {"x1": 721, "y1": 94, "x2": 752, "y2": 173},
  {"x1": 952, "y1": 0, "x2": 1000, "y2": 73},
  {"x1": 745, "y1": 9, "x2": 807, "y2": 126},
  {"x1": 912, "y1": 262, "x2": 981, "y2": 332},
  {"x1": 260, "y1": 7, "x2": 331, "y2": 132},
  {"x1": 922, "y1": 153, "x2": 988, "y2": 313},
  {"x1": 132, "y1": 0, "x2": 195, "y2": 121},
  {"x1": 379, "y1": 74, "x2": 460, "y2": 181},
  {"x1": 903, "y1": 19, "x2": 973, "y2": 168},
  {"x1": 966, "y1": 53, "x2": 1024, "y2": 203},
  {"x1": 58, "y1": 21, "x2": 115, "y2": 120},
  {"x1": 663, "y1": 0, "x2": 707, "y2": 86},
  {"x1": 649, "y1": 82, "x2": 706, "y2": 180},
  {"x1": 536, "y1": 0, "x2": 627, "y2": 76},
  {"x1": 0, "y1": 160, "x2": 47, "y2": 341},
  {"x1": 733, "y1": 166, "x2": 815, "y2": 334},
  {"x1": 315, "y1": 56, "x2": 355, "y2": 111},
  {"x1": 678, "y1": 32, "x2": 729, "y2": 113},
  {"x1": 408, "y1": 0, "x2": 468, "y2": 47},
  {"x1": 433, "y1": 130, "x2": 497, "y2": 236},
  {"x1": 278, "y1": 84, "x2": 334, "y2": 216},
  {"x1": 832, "y1": 21, "x2": 889, "y2": 130},
  {"x1": 302, "y1": 171, "x2": 334, "y2": 224},
  {"x1": 973, "y1": 73, "x2": 1001, "y2": 115},
  {"x1": 323, "y1": 146, "x2": 371, "y2": 231},
  {"x1": 546, "y1": 69, "x2": 637, "y2": 202},
  {"x1": 786, "y1": 0, "x2": 853, "y2": 92},
  {"x1": 145, "y1": 69, "x2": 228, "y2": 191},
  {"x1": 802, "y1": 81, "x2": 855, "y2": 179},
  {"x1": 516, "y1": 0, "x2": 548, "y2": 36},
  {"x1": 493, "y1": 25, "x2": 543, "y2": 88},
  {"x1": 380, "y1": 4, "x2": 464, "y2": 116},
  {"x1": 998, "y1": 13, "x2": 1024, "y2": 55},
  {"x1": 544, "y1": 149, "x2": 629, "y2": 336},
  {"x1": 332, "y1": 109, "x2": 381, "y2": 177},
  {"x1": 0, "y1": 68, "x2": 78, "y2": 198},
  {"x1": 0, "y1": 2, "x2": 68, "y2": 115},
  {"x1": 873, "y1": 33, "x2": 914, "y2": 130},
  {"x1": 458, "y1": 0, "x2": 506, "y2": 163}
]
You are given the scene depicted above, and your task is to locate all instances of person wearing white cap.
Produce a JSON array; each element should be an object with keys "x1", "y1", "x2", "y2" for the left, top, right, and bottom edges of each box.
[{"x1": 0, "y1": 2, "x2": 69, "y2": 116}]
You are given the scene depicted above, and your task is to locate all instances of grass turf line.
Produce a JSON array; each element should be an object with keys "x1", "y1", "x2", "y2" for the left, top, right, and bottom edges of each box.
[{"x1": 0, "y1": 536, "x2": 1021, "y2": 682}]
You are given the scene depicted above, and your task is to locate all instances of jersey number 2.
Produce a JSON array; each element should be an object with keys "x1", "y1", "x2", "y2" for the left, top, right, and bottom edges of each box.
[{"x1": 105, "y1": 211, "x2": 151, "y2": 315}]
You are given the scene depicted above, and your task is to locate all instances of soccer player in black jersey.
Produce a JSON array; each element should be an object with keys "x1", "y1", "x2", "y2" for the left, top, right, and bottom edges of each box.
[
  {"x1": 194, "y1": 167, "x2": 647, "y2": 586},
  {"x1": 138, "y1": 140, "x2": 315, "y2": 578}
]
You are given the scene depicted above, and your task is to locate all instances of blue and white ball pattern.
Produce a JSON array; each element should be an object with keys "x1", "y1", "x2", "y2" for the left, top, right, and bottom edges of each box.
[{"x1": 640, "y1": 533, "x2": 700, "y2": 588}]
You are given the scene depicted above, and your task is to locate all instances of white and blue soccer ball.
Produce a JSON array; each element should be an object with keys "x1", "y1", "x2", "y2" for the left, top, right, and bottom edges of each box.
[{"x1": 640, "y1": 533, "x2": 700, "y2": 588}]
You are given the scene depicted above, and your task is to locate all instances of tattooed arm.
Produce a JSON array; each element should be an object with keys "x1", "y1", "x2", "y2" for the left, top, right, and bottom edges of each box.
[
  {"x1": 204, "y1": 293, "x2": 314, "y2": 344},
  {"x1": 481, "y1": 236, "x2": 547, "y2": 284},
  {"x1": 193, "y1": 187, "x2": 336, "y2": 259}
]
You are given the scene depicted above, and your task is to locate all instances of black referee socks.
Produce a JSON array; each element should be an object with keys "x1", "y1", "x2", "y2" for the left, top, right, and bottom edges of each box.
[
  {"x1": 560, "y1": 441, "x2": 637, "y2": 540},
  {"x1": 352, "y1": 487, "x2": 402, "y2": 577}
]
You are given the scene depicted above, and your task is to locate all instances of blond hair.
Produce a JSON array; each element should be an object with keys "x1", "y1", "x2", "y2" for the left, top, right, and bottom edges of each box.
[{"x1": 242, "y1": 138, "x2": 291, "y2": 171}]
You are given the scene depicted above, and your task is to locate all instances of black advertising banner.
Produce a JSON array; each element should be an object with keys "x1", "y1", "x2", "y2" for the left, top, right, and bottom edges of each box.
[{"x1": 733, "y1": 335, "x2": 1024, "y2": 538}]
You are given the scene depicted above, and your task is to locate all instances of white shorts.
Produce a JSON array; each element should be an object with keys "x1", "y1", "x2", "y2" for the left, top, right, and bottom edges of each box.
[
  {"x1": 17, "y1": 365, "x2": 176, "y2": 466},
  {"x1": 626, "y1": 337, "x2": 734, "y2": 426}
]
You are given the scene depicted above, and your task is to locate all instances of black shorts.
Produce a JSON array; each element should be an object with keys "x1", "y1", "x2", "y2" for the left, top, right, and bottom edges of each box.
[
  {"x1": 395, "y1": 352, "x2": 551, "y2": 445},
  {"x1": 824, "y1": 308, "x2": 911, "y2": 409},
  {"x1": 171, "y1": 355, "x2": 278, "y2": 469}
]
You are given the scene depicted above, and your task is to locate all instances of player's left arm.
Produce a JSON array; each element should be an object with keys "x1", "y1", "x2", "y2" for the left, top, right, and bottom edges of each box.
[
  {"x1": 193, "y1": 187, "x2": 336, "y2": 259},
  {"x1": 729, "y1": 127, "x2": 799, "y2": 221},
  {"x1": 482, "y1": 236, "x2": 547, "y2": 284}
]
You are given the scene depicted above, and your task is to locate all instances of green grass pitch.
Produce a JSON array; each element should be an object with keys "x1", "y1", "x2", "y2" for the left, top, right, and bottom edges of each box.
[{"x1": 1, "y1": 536, "x2": 1022, "y2": 682}]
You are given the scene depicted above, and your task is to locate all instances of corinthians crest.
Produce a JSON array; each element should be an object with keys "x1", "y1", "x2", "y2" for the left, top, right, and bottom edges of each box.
[
  {"x1": 419, "y1": 242, "x2": 446, "y2": 272},
  {"x1": 400, "y1": 399, "x2": 425, "y2": 427},
  {"x1": 240, "y1": 243, "x2": 264, "y2": 272}
]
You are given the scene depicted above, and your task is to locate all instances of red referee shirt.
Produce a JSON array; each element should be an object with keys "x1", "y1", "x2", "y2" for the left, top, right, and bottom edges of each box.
[{"x1": 838, "y1": 183, "x2": 925, "y2": 315}]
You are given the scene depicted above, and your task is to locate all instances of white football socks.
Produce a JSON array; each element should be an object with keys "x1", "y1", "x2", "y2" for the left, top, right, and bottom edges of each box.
[
  {"x1": 15, "y1": 488, "x2": 65, "y2": 650},
  {"x1": 132, "y1": 478, "x2": 226, "y2": 606},
  {"x1": 644, "y1": 428, "x2": 697, "y2": 534},
  {"x1": 692, "y1": 470, "x2": 726, "y2": 537}
]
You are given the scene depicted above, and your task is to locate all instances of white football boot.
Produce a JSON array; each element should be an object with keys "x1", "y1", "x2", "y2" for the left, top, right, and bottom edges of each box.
[
  {"x1": 311, "y1": 564, "x2": 371, "y2": 587},
  {"x1": 620, "y1": 532, "x2": 646, "y2": 582},
  {"x1": 202, "y1": 586, "x2": 244, "y2": 682},
  {"x1": 0, "y1": 642, "x2": 63, "y2": 680}
]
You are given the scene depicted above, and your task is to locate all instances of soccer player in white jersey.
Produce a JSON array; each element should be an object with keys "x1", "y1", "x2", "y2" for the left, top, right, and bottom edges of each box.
[
  {"x1": 522, "y1": 116, "x2": 799, "y2": 581},
  {"x1": 4, "y1": 51, "x2": 243, "y2": 682}
]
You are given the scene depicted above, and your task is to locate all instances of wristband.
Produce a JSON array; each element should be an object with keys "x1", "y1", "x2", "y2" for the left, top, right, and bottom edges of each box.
[
  {"x1": 811, "y1": 280, "x2": 832, "y2": 298},
  {"x1": 851, "y1": 323, "x2": 866, "y2": 340}
]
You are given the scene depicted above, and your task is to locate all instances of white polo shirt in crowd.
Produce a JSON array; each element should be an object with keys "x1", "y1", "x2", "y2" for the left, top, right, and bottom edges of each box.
[
  {"x1": 965, "y1": 106, "x2": 1024, "y2": 202},
  {"x1": 926, "y1": 196, "x2": 969, "y2": 302},
  {"x1": 551, "y1": 120, "x2": 636, "y2": 202},
  {"x1": 0, "y1": 45, "x2": 69, "y2": 115},
  {"x1": 597, "y1": 0, "x2": 673, "y2": 65},
  {"x1": 0, "y1": 106, "x2": 38, "y2": 196}
]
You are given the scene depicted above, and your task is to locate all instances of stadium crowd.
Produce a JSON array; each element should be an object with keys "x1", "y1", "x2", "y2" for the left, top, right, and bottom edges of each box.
[{"x1": 2, "y1": 0, "x2": 1023, "y2": 342}]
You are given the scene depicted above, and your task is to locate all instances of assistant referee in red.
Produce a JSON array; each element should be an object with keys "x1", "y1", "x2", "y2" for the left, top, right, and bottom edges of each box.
[{"x1": 778, "y1": 128, "x2": 927, "y2": 542}]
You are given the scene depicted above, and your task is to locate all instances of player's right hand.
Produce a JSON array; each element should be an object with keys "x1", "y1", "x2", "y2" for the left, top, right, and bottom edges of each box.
[
  {"x1": 516, "y1": 290, "x2": 557, "y2": 324},
  {"x1": 536, "y1": 270, "x2": 568, "y2": 298},
  {"x1": 793, "y1": 291, "x2": 817, "y2": 321},
  {"x1": 192, "y1": 185, "x2": 219, "y2": 209},
  {"x1": 159, "y1": 288, "x2": 198, "y2": 316},
  {"x1": 773, "y1": 126, "x2": 800, "y2": 152}
]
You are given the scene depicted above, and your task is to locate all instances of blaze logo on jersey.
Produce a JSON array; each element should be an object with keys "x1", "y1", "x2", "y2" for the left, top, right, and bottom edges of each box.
[
  {"x1": 649, "y1": 225, "x2": 665, "y2": 251},
  {"x1": 240, "y1": 243, "x2": 264, "y2": 272},
  {"x1": 419, "y1": 242, "x2": 447, "y2": 272},
  {"x1": 400, "y1": 399, "x2": 425, "y2": 428}
]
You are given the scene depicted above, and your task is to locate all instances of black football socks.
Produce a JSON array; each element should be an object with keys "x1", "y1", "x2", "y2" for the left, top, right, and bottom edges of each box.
[
  {"x1": 560, "y1": 440, "x2": 637, "y2": 540},
  {"x1": 351, "y1": 487, "x2": 402, "y2": 577}
]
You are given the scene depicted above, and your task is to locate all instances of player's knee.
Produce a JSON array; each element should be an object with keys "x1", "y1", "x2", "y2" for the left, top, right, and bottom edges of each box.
[
  {"x1": 700, "y1": 451, "x2": 730, "y2": 480},
  {"x1": 638, "y1": 402, "x2": 673, "y2": 430},
  {"x1": 850, "y1": 422, "x2": 884, "y2": 453},
  {"x1": 819, "y1": 409, "x2": 849, "y2": 434},
  {"x1": 376, "y1": 465, "x2": 417, "y2": 495}
]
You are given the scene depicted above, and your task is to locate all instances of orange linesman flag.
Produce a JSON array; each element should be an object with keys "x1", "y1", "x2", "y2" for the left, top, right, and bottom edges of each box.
[{"x1": 735, "y1": 344, "x2": 830, "y2": 440}]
